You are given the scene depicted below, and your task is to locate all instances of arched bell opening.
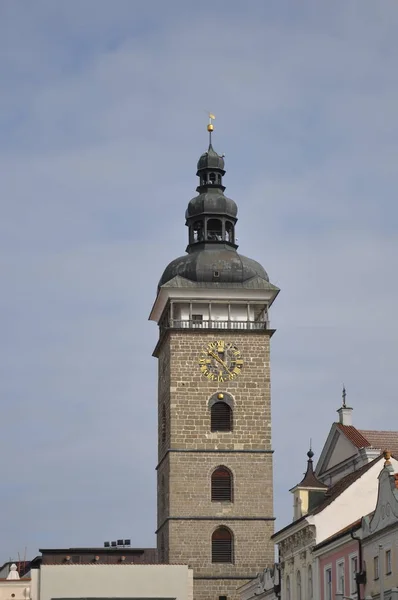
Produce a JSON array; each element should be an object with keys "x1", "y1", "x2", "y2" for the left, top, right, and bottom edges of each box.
[
  {"x1": 206, "y1": 218, "x2": 223, "y2": 241},
  {"x1": 225, "y1": 221, "x2": 234, "y2": 244}
]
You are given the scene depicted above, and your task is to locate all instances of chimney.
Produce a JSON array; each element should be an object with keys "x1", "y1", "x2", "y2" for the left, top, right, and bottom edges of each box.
[{"x1": 337, "y1": 405, "x2": 353, "y2": 426}]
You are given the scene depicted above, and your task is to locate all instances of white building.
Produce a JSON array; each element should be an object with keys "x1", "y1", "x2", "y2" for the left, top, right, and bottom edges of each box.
[
  {"x1": 238, "y1": 566, "x2": 280, "y2": 600},
  {"x1": 362, "y1": 452, "x2": 398, "y2": 600},
  {"x1": 272, "y1": 450, "x2": 398, "y2": 600},
  {"x1": 0, "y1": 564, "x2": 38, "y2": 600}
]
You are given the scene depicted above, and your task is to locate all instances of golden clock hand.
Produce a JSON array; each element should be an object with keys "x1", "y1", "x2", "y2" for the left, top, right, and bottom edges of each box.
[{"x1": 208, "y1": 350, "x2": 234, "y2": 377}]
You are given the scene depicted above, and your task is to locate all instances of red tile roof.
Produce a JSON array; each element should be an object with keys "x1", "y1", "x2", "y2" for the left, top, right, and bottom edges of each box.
[
  {"x1": 359, "y1": 430, "x2": 398, "y2": 457},
  {"x1": 336, "y1": 424, "x2": 398, "y2": 456}
]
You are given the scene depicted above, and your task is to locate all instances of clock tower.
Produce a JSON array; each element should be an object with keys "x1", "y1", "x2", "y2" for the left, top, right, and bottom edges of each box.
[{"x1": 149, "y1": 121, "x2": 279, "y2": 600}]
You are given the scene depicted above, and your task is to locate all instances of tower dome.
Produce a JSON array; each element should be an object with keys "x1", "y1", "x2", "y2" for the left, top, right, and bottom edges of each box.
[
  {"x1": 159, "y1": 248, "x2": 269, "y2": 287},
  {"x1": 197, "y1": 144, "x2": 225, "y2": 172}
]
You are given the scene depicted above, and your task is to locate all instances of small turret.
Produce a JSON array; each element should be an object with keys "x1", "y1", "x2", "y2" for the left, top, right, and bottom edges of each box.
[{"x1": 290, "y1": 447, "x2": 328, "y2": 521}]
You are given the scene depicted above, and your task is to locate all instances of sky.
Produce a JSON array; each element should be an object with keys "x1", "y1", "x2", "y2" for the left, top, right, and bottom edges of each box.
[{"x1": 0, "y1": 0, "x2": 398, "y2": 564}]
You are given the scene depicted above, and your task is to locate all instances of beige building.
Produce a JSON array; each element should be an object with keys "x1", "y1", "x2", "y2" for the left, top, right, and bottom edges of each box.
[
  {"x1": 39, "y1": 564, "x2": 192, "y2": 600},
  {"x1": 150, "y1": 125, "x2": 279, "y2": 600},
  {"x1": 362, "y1": 452, "x2": 398, "y2": 600},
  {"x1": 0, "y1": 555, "x2": 193, "y2": 600}
]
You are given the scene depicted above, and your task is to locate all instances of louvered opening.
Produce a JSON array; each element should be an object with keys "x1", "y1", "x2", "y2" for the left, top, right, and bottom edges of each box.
[
  {"x1": 212, "y1": 527, "x2": 233, "y2": 563},
  {"x1": 211, "y1": 467, "x2": 232, "y2": 502},
  {"x1": 211, "y1": 402, "x2": 232, "y2": 432}
]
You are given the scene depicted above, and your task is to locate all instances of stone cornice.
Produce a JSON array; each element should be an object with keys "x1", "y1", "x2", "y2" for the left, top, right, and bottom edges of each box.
[{"x1": 278, "y1": 524, "x2": 316, "y2": 560}]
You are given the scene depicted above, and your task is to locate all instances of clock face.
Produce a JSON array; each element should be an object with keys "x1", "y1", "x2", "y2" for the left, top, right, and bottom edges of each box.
[{"x1": 198, "y1": 340, "x2": 243, "y2": 382}]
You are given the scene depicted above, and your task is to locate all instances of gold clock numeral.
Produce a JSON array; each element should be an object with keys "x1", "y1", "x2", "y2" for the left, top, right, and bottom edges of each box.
[{"x1": 198, "y1": 340, "x2": 243, "y2": 381}]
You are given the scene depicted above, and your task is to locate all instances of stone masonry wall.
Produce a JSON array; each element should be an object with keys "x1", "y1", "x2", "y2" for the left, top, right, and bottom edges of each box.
[{"x1": 156, "y1": 329, "x2": 275, "y2": 600}]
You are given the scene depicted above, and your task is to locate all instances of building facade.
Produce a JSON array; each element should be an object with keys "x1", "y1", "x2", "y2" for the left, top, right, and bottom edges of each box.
[
  {"x1": 272, "y1": 450, "x2": 398, "y2": 600},
  {"x1": 0, "y1": 564, "x2": 38, "y2": 600},
  {"x1": 39, "y1": 564, "x2": 192, "y2": 600},
  {"x1": 362, "y1": 452, "x2": 398, "y2": 600},
  {"x1": 315, "y1": 398, "x2": 398, "y2": 487},
  {"x1": 150, "y1": 123, "x2": 279, "y2": 600},
  {"x1": 312, "y1": 522, "x2": 363, "y2": 600}
]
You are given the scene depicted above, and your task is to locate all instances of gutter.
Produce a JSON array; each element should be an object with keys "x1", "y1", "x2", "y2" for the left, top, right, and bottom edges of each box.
[{"x1": 350, "y1": 531, "x2": 365, "y2": 600}]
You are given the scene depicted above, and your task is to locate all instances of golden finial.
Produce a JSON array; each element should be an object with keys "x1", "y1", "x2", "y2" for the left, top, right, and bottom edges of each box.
[
  {"x1": 383, "y1": 449, "x2": 392, "y2": 466},
  {"x1": 207, "y1": 112, "x2": 215, "y2": 133}
]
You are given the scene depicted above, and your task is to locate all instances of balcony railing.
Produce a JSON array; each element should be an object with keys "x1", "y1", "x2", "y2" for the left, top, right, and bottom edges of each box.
[{"x1": 164, "y1": 319, "x2": 268, "y2": 331}]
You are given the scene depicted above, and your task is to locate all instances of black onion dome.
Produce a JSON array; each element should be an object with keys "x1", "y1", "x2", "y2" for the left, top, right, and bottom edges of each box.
[
  {"x1": 185, "y1": 190, "x2": 238, "y2": 219},
  {"x1": 159, "y1": 248, "x2": 269, "y2": 287},
  {"x1": 197, "y1": 144, "x2": 225, "y2": 172}
]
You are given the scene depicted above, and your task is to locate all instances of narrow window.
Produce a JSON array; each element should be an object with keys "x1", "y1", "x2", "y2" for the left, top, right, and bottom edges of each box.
[
  {"x1": 211, "y1": 402, "x2": 232, "y2": 432},
  {"x1": 386, "y1": 549, "x2": 392, "y2": 574},
  {"x1": 350, "y1": 555, "x2": 358, "y2": 594},
  {"x1": 325, "y1": 567, "x2": 332, "y2": 600},
  {"x1": 212, "y1": 527, "x2": 233, "y2": 563},
  {"x1": 161, "y1": 403, "x2": 166, "y2": 444},
  {"x1": 296, "y1": 570, "x2": 302, "y2": 600},
  {"x1": 211, "y1": 467, "x2": 232, "y2": 502},
  {"x1": 308, "y1": 564, "x2": 313, "y2": 599},
  {"x1": 336, "y1": 560, "x2": 345, "y2": 594},
  {"x1": 374, "y1": 555, "x2": 379, "y2": 579},
  {"x1": 286, "y1": 576, "x2": 291, "y2": 600}
]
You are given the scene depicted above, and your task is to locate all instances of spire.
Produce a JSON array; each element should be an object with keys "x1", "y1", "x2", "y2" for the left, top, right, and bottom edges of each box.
[
  {"x1": 337, "y1": 385, "x2": 353, "y2": 425},
  {"x1": 297, "y1": 447, "x2": 327, "y2": 489},
  {"x1": 184, "y1": 117, "x2": 238, "y2": 253}
]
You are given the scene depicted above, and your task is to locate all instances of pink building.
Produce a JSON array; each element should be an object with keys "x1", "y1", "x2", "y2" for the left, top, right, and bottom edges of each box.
[{"x1": 313, "y1": 520, "x2": 365, "y2": 600}]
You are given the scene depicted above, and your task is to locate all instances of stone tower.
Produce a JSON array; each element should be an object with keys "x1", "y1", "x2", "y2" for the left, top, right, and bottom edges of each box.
[{"x1": 149, "y1": 121, "x2": 279, "y2": 600}]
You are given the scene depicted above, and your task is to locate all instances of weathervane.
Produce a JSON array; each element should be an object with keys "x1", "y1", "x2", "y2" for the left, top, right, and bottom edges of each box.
[
  {"x1": 207, "y1": 112, "x2": 215, "y2": 144},
  {"x1": 342, "y1": 385, "x2": 347, "y2": 408}
]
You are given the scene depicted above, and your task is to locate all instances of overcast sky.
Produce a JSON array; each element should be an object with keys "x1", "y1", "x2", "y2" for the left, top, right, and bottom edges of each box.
[{"x1": 1, "y1": 0, "x2": 398, "y2": 564}]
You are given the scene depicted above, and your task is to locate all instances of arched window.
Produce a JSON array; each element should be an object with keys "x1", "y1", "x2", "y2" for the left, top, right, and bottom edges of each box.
[
  {"x1": 209, "y1": 172, "x2": 216, "y2": 184},
  {"x1": 211, "y1": 467, "x2": 232, "y2": 502},
  {"x1": 207, "y1": 218, "x2": 222, "y2": 241},
  {"x1": 296, "y1": 570, "x2": 302, "y2": 600},
  {"x1": 308, "y1": 564, "x2": 313, "y2": 599},
  {"x1": 211, "y1": 402, "x2": 232, "y2": 432},
  {"x1": 211, "y1": 527, "x2": 233, "y2": 563},
  {"x1": 286, "y1": 575, "x2": 291, "y2": 600}
]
